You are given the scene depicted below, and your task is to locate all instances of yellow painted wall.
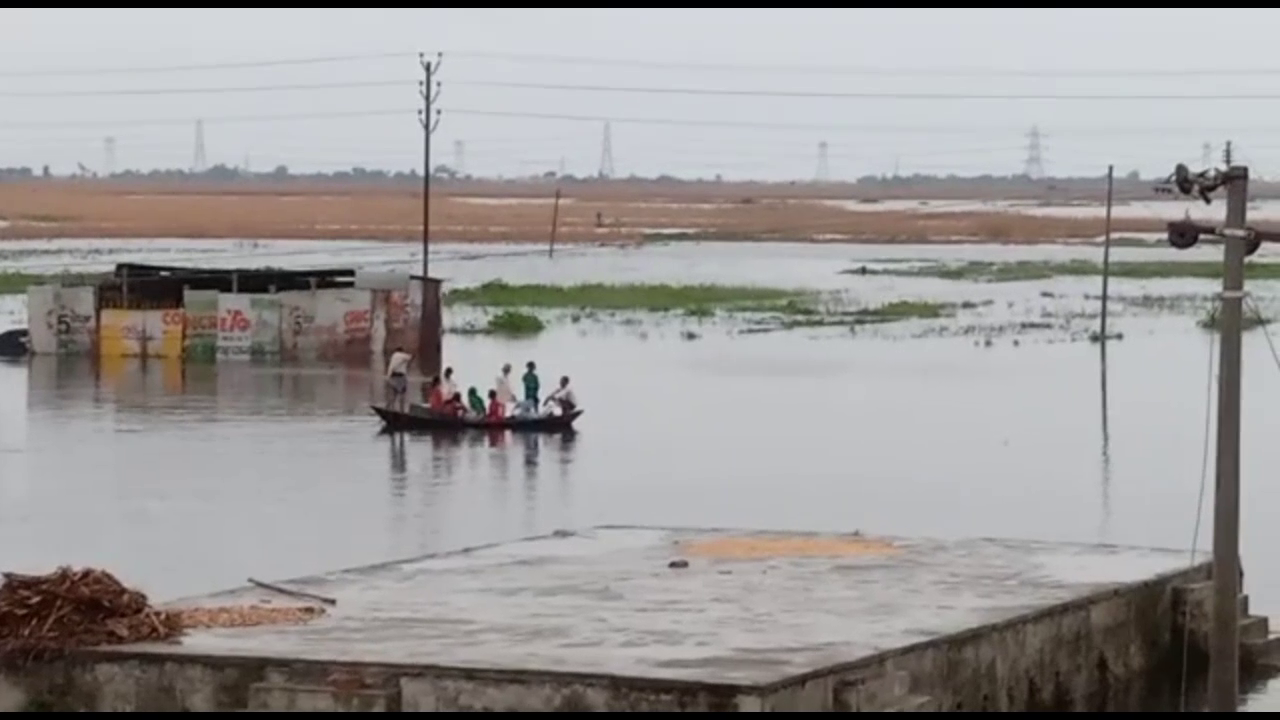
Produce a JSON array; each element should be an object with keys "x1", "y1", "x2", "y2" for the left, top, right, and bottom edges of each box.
[{"x1": 99, "y1": 309, "x2": 185, "y2": 359}]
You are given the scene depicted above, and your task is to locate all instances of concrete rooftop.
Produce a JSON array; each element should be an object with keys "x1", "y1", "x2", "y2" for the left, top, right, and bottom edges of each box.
[{"x1": 113, "y1": 527, "x2": 1196, "y2": 686}]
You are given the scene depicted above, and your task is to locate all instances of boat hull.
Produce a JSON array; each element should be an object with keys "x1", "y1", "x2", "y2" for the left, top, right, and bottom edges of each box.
[{"x1": 371, "y1": 405, "x2": 582, "y2": 434}]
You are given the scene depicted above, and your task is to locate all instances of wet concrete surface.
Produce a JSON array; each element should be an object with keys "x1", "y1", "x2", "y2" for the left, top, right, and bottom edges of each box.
[
  {"x1": 122, "y1": 526, "x2": 1196, "y2": 685},
  {"x1": 5, "y1": 239, "x2": 1280, "y2": 706}
]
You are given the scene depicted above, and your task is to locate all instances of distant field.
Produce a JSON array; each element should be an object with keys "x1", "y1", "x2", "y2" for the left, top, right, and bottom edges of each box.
[{"x1": 0, "y1": 178, "x2": 1201, "y2": 244}]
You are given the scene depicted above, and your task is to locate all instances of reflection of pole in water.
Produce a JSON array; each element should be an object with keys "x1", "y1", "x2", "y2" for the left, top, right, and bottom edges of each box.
[
  {"x1": 557, "y1": 431, "x2": 576, "y2": 507},
  {"x1": 1098, "y1": 340, "x2": 1112, "y2": 538},
  {"x1": 388, "y1": 434, "x2": 407, "y2": 550},
  {"x1": 521, "y1": 434, "x2": 540, "y2": 535}
]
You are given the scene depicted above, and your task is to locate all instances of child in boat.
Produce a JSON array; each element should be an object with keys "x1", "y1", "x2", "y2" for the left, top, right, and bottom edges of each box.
[
  {"x1": 425, "y1": 375, "x2": 445, "y2": 411},
  {"x1": 518, "y1": 361, "x2": 540, "y2": 416},
  {"x1": 466, "y1": 387, "x2": 486, "y2": 418},
  {"x1": 444, "y1": 392, "x2": 467, "y2": 417},
  {"x1": 486, "y1": 389, "x2": 506, "y2": 422}
]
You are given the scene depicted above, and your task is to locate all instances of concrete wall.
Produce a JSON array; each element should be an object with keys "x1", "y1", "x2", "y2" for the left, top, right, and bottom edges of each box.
[
  {"x1": 0, "y1": 656, "x2": 752, "y2": 712},
  {"x1": 25, "y1": 285, "x2": 97, "y2": 356},
  {"x1": 315, "y1": 288, "x2": 374, "y2": 363},
  {"x1": 25, "y1": 285, "x2": 56, "y2": 355},
  {"x1": 216, "y1": 294, "x2": 253, "y2": 361},
  {"x1": 762, "y1": 563, "x2": 1211, "y2": 712},
  {"x1": 183, "y1": 289, "x2": 218, "y2": 362},
  {"x1": 248, "y1": 295, "x2": 282, "y2": 360},
  {"x1": 24, "y1": 282, "x2": 421, "y2": 363},
  {"x1": 279, "y1": 291, "x2": 319, "y2": 362}
]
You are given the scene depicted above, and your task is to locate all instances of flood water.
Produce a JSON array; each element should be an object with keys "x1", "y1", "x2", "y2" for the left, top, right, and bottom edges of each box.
[{"x1": 4, "y1": 239, "x2": 1280, "y2": 709}]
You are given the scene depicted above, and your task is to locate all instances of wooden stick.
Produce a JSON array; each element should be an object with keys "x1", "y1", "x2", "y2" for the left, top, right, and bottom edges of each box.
[{"x1": 247, "y1": 578, "x2": 337, "y2": 606}]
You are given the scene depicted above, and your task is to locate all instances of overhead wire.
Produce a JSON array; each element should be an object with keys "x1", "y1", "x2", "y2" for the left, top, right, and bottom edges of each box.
[
  {"x1": 0, "y1": 51, "x2": 415, "y2": 79},
  {"x1": 1180, "y1": 296, "x2": 1219, "y2": 712},
  {"x1": 453, "y1": 80, "x2": 1280, "y2": 102},
  {"x1": 16, "y1": 77, "x2": 1280, "y2": 102},
  {"x1": 445, "y1": 50, "x2": 1280, "y2": 79},
  {"x1": 0, "y1": 80, "x2": 413, "y2": 98}
]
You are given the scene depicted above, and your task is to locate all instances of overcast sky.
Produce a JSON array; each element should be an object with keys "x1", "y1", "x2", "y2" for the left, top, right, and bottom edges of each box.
[{"x1": 5, "y1": 8, "x2": 1280, "y2": 181}]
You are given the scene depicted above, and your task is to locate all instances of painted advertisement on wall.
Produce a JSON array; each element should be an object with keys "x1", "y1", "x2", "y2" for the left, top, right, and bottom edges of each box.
[
  {"x1": 99, "y1": 309, "x2": 144, "y2": 358},
  {"x1": 99, "y1": 309, "x2": 181, "y2": 359},
  {"x1": 216, "y1": 293, "x2": 254, "y2": 361},
  {"x1": 56, "y1": 286, "x2": 97, "y2": 355},
  {"x1": 373, "y1": 289, "x2": 414, "y2": 357},
  {"x1": 315, "y1": 288, "x2": 373, "y2": 363},
  {"x1": 143, "y1": 309, "x2": 185, "y2": 359},
  {"x1": 183, "y1": 289, "x2": 219, "y2": 362},
  {"x1": 249, "y1": 294, "x2": 282, "y2": 359},
  {"x1": 279, "y1": 291, "x2": 318, "y2": 362},
  {"x1": 26, "y1": 285, "x2": 97, "y2": 356},
  {"x1": 26, "y1": 285, "x2": 57, "y2": 355}
]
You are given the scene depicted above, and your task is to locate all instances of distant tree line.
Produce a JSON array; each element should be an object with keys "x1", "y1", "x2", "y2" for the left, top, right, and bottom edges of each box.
[{"x1": 3, "y1": 162, "x2": 1278, "y2": 200}]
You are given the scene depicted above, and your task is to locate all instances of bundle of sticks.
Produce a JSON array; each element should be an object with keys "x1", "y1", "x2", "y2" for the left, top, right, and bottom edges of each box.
[
  {"x1": 0, "y1": 567, "x2": 182, "y2": 666},
  {"x1": 0, "y1": 567, "x2": 329, "y2": 667}
]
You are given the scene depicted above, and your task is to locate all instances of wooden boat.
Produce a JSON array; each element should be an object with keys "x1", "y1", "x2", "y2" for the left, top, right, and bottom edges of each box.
[{"x1": 371, "y1": 404, "x2": 583, "y2": 433}]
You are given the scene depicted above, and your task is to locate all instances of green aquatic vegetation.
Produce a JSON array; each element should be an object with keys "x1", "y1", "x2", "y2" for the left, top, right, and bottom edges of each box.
[
  {"x1": 852, "y1": 300, "x2": 953, "y2": 321},
  {"x1": 444, "y1": 280, "x2": 807, "y2": 312},
  {"x1": 0, "y1": 272, "x2": 109, "y2": 295},
  {"x1": 485, "y1": 310, "x2": 545, "y2": 336}
]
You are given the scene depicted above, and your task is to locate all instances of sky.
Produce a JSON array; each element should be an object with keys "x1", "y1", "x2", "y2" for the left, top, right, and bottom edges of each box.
[{"x1": 5, "y1": 8, "x2": 1280, "y2": 181}]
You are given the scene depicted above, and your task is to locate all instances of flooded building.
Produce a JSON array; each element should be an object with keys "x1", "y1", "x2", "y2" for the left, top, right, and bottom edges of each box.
[{"x1": 25, "y1": 264, "x2": 441, "y2": 367}]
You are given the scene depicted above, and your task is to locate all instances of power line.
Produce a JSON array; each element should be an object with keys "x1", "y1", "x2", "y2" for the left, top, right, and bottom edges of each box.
[
  {"x1": 0, "y1": 51, "x2": 415, "y2": 79},
  {"x1": 0, "y1": 108, "x2": 410, "y2": 130},
  {"x1": 454, "y1": 80, "x2": 1280, "y2": 102},
  {"x1": 19, "y1": 77, "x2": 1280, "y2": 102},
  {"x1": 0, "y1": 79, "x2": 412, "y2": 98},
  {"x1": 446, "y1": 50, "x2": 1280, "y2": 78}
]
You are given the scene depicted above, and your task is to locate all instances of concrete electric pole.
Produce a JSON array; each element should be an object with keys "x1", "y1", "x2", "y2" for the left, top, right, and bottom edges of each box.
[
  {"x1": 418, "y1": 52, "x2": 443, "y2": 375},
  {"x1": 1158, "y1": 143, "x2": 1276, "y2": 712}
]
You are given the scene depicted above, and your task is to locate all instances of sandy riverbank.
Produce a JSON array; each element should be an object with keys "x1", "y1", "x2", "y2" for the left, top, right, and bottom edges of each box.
[{"x1": 0, "y1": 179, "x2": 1202, "y2": 244}]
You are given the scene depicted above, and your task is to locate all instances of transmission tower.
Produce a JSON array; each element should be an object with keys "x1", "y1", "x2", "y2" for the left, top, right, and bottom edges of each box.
[
  {"x1": 103, "y1": 137, "x2": 116, "y2": 177},
  {"x1": 1202, "y1": 142, "x2": 1214, "y2": 168},
  {"x1": 192, "y1": 120, "x2": 207, "y2": 173},
  {"x1": 597, "y1": 122, "x2": 615, "y2": 179},
  {"x1": 814, "y1": 141, "x2": 830, "y2": 182},
  {"x1": 1022, "y1": 125, "x2": 1045, "y2": 179},
  {"x1": 452, "y1": 140, "x2": 465, "y2": 176}
]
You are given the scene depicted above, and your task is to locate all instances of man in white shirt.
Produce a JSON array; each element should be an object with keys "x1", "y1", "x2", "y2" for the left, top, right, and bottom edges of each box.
[
  {"x1": 495, "y1": 363, "x2": 516, "y2": 409},
  {"x1": 385, "y1": 347, "x2": 413, "y2": 411},
  {"x1": 544, "y1": 375, "x2": 578, "y2": 416}
]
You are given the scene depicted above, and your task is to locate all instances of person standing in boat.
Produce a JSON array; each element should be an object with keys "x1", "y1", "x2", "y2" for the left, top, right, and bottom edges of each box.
[
  {"x1": 385, "y1": 346, "x2": 413, "y2": 412},
  {"x1": 442, "y1": 366, "x2": 458, "y2": 401},
  {"x1": 544, "y1": 376, "x2": 578, "y2": 416},
  {"x1": 495, "y1": 363, "x2": 516, "y2": 410},
  {"x1": 520, "y1": 361, "x2": 541, "y2": 416}
]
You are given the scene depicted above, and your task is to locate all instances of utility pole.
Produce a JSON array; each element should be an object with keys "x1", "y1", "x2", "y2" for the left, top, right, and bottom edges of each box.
[
  {"x1": 1158, "y1": 144, "x2": 1273, "y2": 712},
  {"x1": 1211, "y1": 158, "x2": 1246, "y2": 714},
  {"x1": 418, "y1": 52, "x2": 443, "y2": 374}
]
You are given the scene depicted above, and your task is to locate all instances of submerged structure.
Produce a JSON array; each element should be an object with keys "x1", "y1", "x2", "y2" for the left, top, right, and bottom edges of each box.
[{"x1": 25, "y1": 264, "x2": 442, "y2": 368}]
